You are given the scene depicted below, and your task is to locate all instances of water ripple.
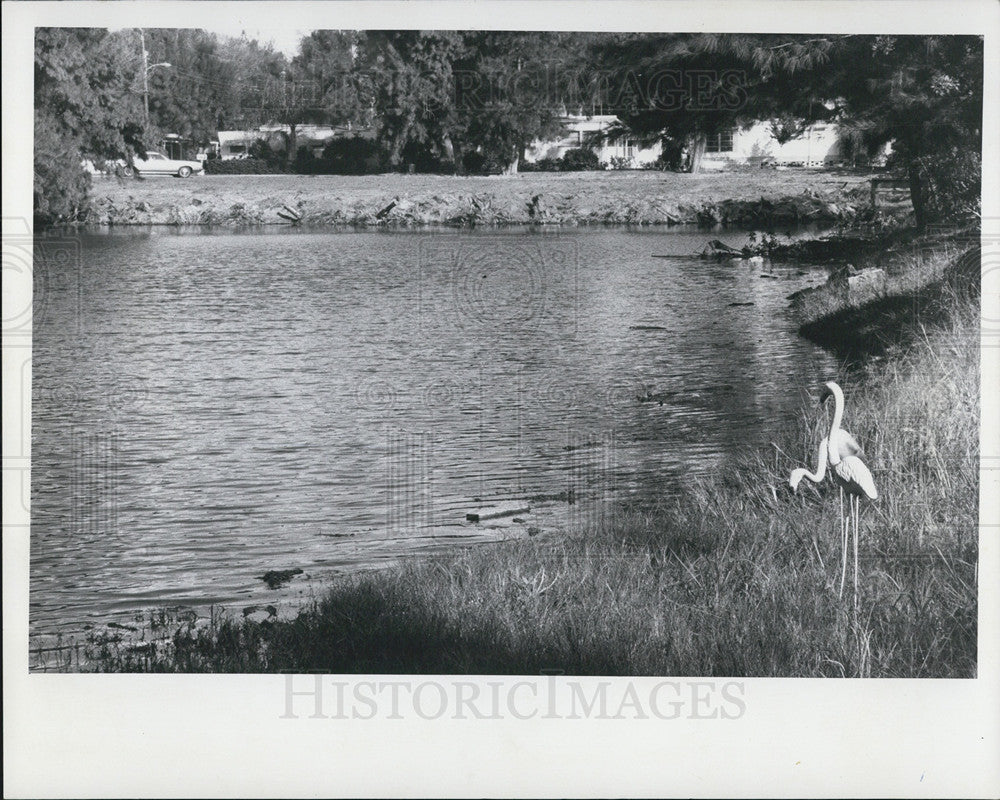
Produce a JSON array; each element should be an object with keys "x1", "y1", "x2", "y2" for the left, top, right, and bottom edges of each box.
[{"x1": 30, "y1": 227, "x2": 835, "y2": 640}]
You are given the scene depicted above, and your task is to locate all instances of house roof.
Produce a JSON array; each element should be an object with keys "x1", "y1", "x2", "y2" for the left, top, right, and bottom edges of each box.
[
  {"x1": 216, "y1": 125, "x2": 376, "y2": 144},
  {"x1": 217, "y1": 130, "x2": 259, "y2": 144}
]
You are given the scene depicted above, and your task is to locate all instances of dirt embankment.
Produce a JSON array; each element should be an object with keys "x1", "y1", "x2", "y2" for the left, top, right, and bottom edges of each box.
[{"x1": 86, "y1": 170, "x2": 874, "y2": 228}]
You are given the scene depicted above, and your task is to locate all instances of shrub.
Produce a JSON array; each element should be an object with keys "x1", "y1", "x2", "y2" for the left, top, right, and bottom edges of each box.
[
  {"x1": 520, "y1": 157, "x2": 560, "y2": 172},
  {"x1": 522, "y1": 150, "x2": 602, "y2": 173},
  {"x1": 247, "y1": 138, "x2": 284, "y2": 167},
  {"x1": 653, "y1": 140, "x2": 686, "y2": 172},
  {"x1": 462, "y1": 151, "x2": 506, "y2": 175},
  {"x1": 395, "y1": 141, "x2": 455, "y2": 174},
  {"x1": 559, "y1": 147, "x2": 601, "y2": 171},
  {"x1": 319, "y1": 136, "x2": 385, "y2": 174},
  {"x1": 293, "y1": 146, "x2": 320, "y2": 174},
  {"x1": 920, "y1": 147, "x2": 981, "y2": 223},
  {"x1": 462, "y1": 151, "x2": 486, "y2": 173}
]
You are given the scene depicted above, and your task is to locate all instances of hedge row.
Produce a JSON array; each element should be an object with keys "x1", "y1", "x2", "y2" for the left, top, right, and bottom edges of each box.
[
  {"x1": 204, "y1": 159, "x2": 290, "y2": 175},
  {"x1": 200, "y1": 147, "x2": 612, "y2": 176}
]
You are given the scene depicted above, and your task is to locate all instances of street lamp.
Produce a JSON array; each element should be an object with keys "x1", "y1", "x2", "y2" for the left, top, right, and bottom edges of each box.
[{"x1": 138, "y1": 28, "x2": 171, "y2": 125}]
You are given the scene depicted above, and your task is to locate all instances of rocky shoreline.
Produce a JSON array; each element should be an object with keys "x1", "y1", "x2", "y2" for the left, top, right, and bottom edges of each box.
[{"x1": 87, "y1": 180, "x2": 865, "y2": 228}]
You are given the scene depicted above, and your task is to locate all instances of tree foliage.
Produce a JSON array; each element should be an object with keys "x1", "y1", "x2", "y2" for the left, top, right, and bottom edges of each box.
[
  {"x1": 354, "y1": 31, "x2": 468, "y2": 166},
  {"x1": 826, "y1": 35, "x2": 983, "y2": 225},
  {"x1": 214, "y1": 35, "x2": 287, "y2": 130},
  {"x1": 268, "y1": 30, "x2": 366, "y2": 165},
  {"x1": 351, "y1": 31, "x2": 592, "y2": 172},
  {"x1": 589, "y1": 33, "x2": 847, "y2": 172},
  {"x1": 34, "y1": 28, "x2": 147, "y2": 223},
  {"x1": 34, "y1": 28, "x2": 982, "y2": 227},
  {"x1": 592, "y1": 33, "x2": 982, "y2": 222},
  {"x1": 452, "y1": 32, "x2": 580, "y2": 173},
  {"x1": 293, "y1": 30, "x2": 364, "y2": 125},
  {"x1": 141, "y1": 29, "x2": 241, "y2": 143}
]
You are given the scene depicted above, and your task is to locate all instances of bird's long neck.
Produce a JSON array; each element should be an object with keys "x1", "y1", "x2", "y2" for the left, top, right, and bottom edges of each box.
[
  {"x1": 811, "y1": 437, "x2": 828, "y2": 481},
  {"x1": 791, "y1": 437, "x2": 827, "y2": 488},
  {"x1": 827, "y1": 389, "x2": 844, "y2": 466}
]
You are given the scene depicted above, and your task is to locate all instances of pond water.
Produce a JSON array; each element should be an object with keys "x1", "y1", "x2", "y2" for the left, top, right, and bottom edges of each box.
[{"x1": 29, "y1": 226, "x2": 837, "y2": 644}]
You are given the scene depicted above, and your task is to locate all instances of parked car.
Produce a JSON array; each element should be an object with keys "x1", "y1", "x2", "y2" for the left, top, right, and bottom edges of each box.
[{"x1": 133, "y1": 150, "x2": 204, "y2": 178}]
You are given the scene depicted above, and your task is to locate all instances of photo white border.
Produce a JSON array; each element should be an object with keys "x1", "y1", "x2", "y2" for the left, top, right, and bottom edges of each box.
[{"x1": 4, "y1": 1, "x2": 999, "y2": 797}]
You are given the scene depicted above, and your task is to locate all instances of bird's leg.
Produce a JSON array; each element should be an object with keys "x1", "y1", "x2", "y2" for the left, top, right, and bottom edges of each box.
[
  {"x1": 839, "y1": 488, "x2": 847, "y2": 599},
  {"x1": 852, "y1": 496, "x2": 860, "y2": 611}
]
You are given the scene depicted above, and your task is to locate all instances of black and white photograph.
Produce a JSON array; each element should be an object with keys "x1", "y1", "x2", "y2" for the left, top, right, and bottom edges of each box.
[{"x1": 4, "y1": 0, "x2": 999, "y2": 796}]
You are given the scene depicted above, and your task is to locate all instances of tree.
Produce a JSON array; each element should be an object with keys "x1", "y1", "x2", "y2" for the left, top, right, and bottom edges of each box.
[
  {"x1": 591, "y1": 33, "x2": 842, "y2": 173},
  {"x1": 820, "y1": 35, "x2": 983, "y2": 227},
  {"x1": 293, "y1": 30, "x2": 364, "y2": 125},
  {"x1": 223, "y1": 30, "x2": 364, "y2": 168},
  {"x1": 272, "y1": 30, "x2": 366, "y2": 166},
  {"x1": 34, "y1": 28, "x2": 148, "y2": 223},
  {"x1": 592, "y1": 33, "x2": 983, "y2": 224},
  {"x1": 730, "y1": 34, "x2": 983, "y2": 226},
  {"x1": 354, "y1": 31, "x2": 468, "y2": 168},
  {"x1": 454, "y1": 32, "x2": 582, "y2": 174},
  {"x1": 353, "y1": 31, "x2": 590, "y2": 174},
  {"x1": 216, "y1": 35, "x2": 287, "y2": 130},
  {"x1": 141, "y1": 28, "x2": 241, "y2": 145}
]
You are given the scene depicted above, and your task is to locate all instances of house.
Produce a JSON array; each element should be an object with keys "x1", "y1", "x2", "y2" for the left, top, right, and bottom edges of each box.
[
  {"x1": 524, "y1": 115, "x2": 886, "y2": 170},
  {"x1": 211, "y1": 130, "x2": 259, "y2": 160},
  {"x1": 699, "y1": 121, "x2": 849, "y2": 170},
  {"x1": 209, "y1": 124, "x2": 371, "y2": 161},
  {"x1": 524, "y1": 115, "x2": 663, "y2": 167}
]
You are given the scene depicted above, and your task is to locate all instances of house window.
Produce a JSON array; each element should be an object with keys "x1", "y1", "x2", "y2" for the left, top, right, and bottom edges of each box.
[
  {"x1": 610, "y1": 137, "x2": 636, "y2": 157},
  {"x1": 705, "y1": 129, "x2": 735, "y2": 153}
]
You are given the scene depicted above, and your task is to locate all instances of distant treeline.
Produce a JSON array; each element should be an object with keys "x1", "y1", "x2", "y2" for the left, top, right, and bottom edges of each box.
[{"x1": 36, "y1": 30, "x2": 982, "y2": 225}]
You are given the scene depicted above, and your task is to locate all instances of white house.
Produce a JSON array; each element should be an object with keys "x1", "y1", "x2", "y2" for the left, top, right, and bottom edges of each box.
[
  {"x1": 524, "y1": 115, "x2": 663, "y2": 167},
  {"x1": 213, "y1": 130, "x2": 258, "y2": 160},
  {"x1": 525, "y1": 115, "x2": 884, "y2": 170},
  {"x1": 700, "y1": 121, "x2": 848, "y2": 170}
]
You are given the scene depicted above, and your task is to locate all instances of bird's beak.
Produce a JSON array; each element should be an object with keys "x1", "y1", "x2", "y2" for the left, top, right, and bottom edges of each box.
[{"x1": 819, "y1": 385, "x2": 833, "y2": 404}]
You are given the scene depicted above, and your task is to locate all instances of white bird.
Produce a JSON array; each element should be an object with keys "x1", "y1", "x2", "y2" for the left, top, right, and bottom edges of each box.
[
  {"x1": 789, "y1": 382, "x2": 877, "y2": 605},
  {"x1": 788, "y1": 389, "x2": 864, "y2": 491},
  {"x1": 822, "y1": 381, "x2": 877, "y2": 607}
]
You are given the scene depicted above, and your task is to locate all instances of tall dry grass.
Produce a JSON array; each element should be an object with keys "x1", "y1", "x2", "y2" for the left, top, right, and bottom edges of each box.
[{"x1": 87, "y1": 246, "x2": 980, "y2": 676}]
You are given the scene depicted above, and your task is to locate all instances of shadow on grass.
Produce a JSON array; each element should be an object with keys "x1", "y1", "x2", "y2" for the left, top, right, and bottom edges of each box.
[
  {"x1": 152, "y1": 527, "x2": 725, "y2": 675},
  {"x1": 186, "y1": 587, "x2": 628, "y2": 675}
]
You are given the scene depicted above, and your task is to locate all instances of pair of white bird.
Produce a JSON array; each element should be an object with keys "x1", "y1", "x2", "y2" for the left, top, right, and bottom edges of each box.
[{"x1": 790, "y1": 381, "x2": 878, "y2": 606}]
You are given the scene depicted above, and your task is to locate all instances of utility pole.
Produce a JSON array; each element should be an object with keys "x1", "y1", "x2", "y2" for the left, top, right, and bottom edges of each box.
[
  {"x1": 140, "y1": 28, "x2": 150, "y2": 125},
  {"x1": 138, "y1": 28, "x2": 171, "y2": 127}
]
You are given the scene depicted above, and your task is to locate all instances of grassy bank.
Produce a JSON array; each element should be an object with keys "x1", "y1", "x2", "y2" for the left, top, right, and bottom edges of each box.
[
  {"x1": 85, "y1": 169, "x2": 873, "y2": 227},
  {"x1": 794, "y1": 227, "x2": 980, "y2": 357},
  {"x1": 85, "y1": 229, "x2": 979, "y2": 677}
]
